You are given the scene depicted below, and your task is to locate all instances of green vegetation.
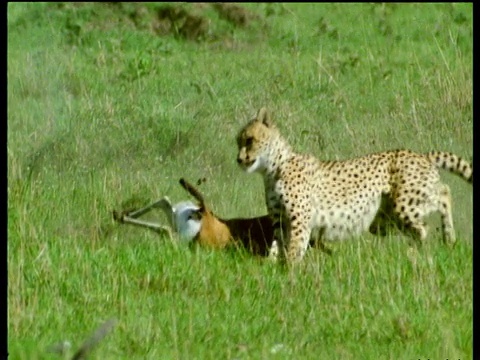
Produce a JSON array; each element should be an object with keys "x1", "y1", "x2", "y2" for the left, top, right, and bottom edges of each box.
[{"x1": 8, "y1": 3, "x2": 472, "y2": 359}]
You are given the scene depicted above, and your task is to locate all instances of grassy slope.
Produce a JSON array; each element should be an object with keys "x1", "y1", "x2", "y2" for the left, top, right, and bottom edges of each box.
[{"x1": 8, "y1": 3, "x2": 472, "y2": 359}]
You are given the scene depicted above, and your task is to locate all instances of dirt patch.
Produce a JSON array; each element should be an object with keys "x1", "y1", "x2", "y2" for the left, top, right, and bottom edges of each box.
[
  {"x1": 212, "y1": 3, "x2": 259, "y2": 27},
  {"x1": 49, "y1": 2, "x2": 263, "y2": 44},
  {"x1": 155, "y1": 4, "x2": 209, "y2": 41}
]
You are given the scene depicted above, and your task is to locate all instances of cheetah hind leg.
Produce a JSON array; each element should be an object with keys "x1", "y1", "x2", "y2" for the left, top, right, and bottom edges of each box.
[
  {"x1": 437, "y1": 183, "x2": 456, "y2": 246},
  {"x1": 391, "y1": 195, "x2": 430, "y2": 246},
  {"x1": 400, "y1": 183, "x2": 456, "y2": 247}
]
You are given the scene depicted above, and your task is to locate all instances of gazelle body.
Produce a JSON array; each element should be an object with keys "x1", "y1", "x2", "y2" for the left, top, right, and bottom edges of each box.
[{"x1": 114, "y1": 179, "x2": 277, "y2": 257}]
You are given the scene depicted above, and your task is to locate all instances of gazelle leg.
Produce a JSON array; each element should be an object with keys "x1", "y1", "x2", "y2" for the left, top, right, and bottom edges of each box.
[
  {"x1": 127, "y1": 197, "x2": 173, "y2": 219},
  {"x1": 119, "y1": 215, "x2": 173, "y2": 236},
  {"x1": 113, "y1": 197, "x2": 174, "y2": 237}
]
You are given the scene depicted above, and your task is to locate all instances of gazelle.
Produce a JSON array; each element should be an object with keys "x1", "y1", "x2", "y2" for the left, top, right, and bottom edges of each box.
[{"x1": 113, "y1": 178, "x2": 330, "y2": 257}]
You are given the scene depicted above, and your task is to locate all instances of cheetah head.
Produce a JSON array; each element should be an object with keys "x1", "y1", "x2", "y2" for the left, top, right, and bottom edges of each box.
[{"x1": 236, "y1": 107, "x2": 275, "y2": 173}]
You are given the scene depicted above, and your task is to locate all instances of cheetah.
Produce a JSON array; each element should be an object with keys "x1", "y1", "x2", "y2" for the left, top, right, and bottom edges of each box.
[{"x1": 236, "y1": 107, "x2": 472, "y2": 264}]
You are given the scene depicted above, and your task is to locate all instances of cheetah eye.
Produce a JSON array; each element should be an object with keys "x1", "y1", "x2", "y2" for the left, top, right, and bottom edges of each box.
[{"x1": 245, "y1": 137, "x2": 253, "y2": 147}]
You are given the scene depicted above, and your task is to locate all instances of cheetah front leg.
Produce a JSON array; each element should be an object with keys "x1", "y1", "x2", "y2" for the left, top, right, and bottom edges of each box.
[
  {"x1": 266, "y1": 179, "x2": 288, "y2": 263},
  {"x1": 269, "y1": 211, "x2": 290, "y2": 264},
  {"x1": 273, "y1": 182, "x2": 314, "y2": 264},
  {"x1": 270, "y1": 215, "x2": 312, "y2": 265},
  {"x1": 286, "y1": 225, "x2": 311, "y2": 264},
  {"x1": 285, "y1": 215, "x2": 312, "y2": 264}
]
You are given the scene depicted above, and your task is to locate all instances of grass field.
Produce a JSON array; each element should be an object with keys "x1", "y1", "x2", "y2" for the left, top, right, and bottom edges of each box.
[{"x1": 8, "y1": 3, "x2": 472, "y2": 359}]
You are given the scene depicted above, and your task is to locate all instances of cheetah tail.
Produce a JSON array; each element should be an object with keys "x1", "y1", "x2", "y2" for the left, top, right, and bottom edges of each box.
[{"x1": 427, "y1": 151, "x2": 472, "y2": 183}]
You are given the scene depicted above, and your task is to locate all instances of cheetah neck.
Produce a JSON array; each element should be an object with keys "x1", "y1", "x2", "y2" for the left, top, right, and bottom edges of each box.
[{"x1": 263, "y1": 134, "x2": 294, "y2": 176}]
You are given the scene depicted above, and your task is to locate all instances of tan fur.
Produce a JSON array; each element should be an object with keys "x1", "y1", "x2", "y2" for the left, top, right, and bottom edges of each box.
[
  {"x1": 195, "y1": 208, "x2": 232, "y2": 249},
  {"x1": 179, "y1": 178, "x2": 278, "y2": 256}
]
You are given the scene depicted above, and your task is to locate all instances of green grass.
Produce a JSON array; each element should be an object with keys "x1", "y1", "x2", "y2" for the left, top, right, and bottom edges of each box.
[{"x1": 8, "y1": 3, "x2": 472, "y2": 359}]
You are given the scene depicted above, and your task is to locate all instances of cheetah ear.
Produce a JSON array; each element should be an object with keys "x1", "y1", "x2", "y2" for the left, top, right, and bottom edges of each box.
[{"x1": 256, "y1": 107, "x2": 272, "y2": 127}]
